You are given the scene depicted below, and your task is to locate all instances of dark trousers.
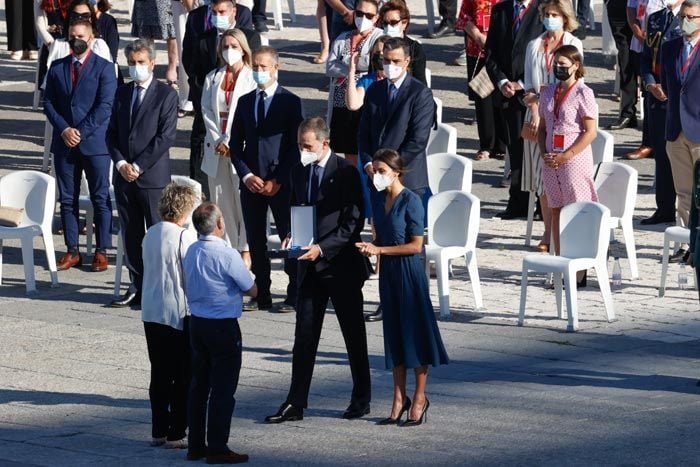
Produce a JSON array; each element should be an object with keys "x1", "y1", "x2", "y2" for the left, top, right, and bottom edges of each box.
[
  {"x1": 466, "y1": 54, "x2": 506, "y2": 154},
  {"x1": 114, "y1": 182, "x2": 162, "y2": 294},
  {"x1": 499, "y1": 101, "x2": 529, "y2": 212},
  {"x1": 240, "y1": 187, "x2": 297, "y2": 302},
  {"x1": 252, "y1": 0, "x2": 268, "y2": 26},
  {"x1": 188, "y1": 316, "x2": 242, "y2": 456},
  {"x1": 287, "y1": 267, "x2": 371, "y2": 409},
  {"x1": 6, "y1": 0, "x2": 37, "y2": 52},
  {"x1": 576, "y1": 0, "x2": 591, "y2": 30},
  {"x1": 438, "y1": 0, "x2": 457, "y2": 26},
  {"x1": 189, "y1": 111, "x2": 211, "y2": 201},
  {"x1": 607, "y1": 4, "x2": 638, "y2": 118},
  {"x1": 144, "y1": 319, "x2": 191, "y2": 441},
  {"x1": 54, "y1": 150, "x2": 112, "y2": 251},
  {"x1": 649, "y1": 98, "x2": 676, "y2": 217}
]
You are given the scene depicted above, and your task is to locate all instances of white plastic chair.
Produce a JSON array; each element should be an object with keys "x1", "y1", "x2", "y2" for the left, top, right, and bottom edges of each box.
[
  {"x1": 658, "y1": 226, "x2": 697, "y2": 296},
  {"x1": 425, "y1": 67, "x2": 432, "y2": 88},
  {"x1": 0, "y1": 171, "x2": 59, "y2": 294},
  {"x1": 272, "y1": 0, "x2": 296, "y2": 31},
  {"x1": 427, "y1": 123, "x2": 457, "y2": 156},
  {"x1": 595, "y1": 162, "x2": 639, "y2": 279},
  {"x1": 426, "y1": 153, "x2": 472, "y2": 194},
  {"x1": 524, "y1": 129, "x2": 614, "y2": 247},
  {"x1": 433, "y1": 96, "x2": 442, "y2": 124},
  {"x1": 424, "y1": 190, "x2": 483, "y2": 318},
  {"x1": 519, "y1": 202, "x2": 614, "y2": 332}
]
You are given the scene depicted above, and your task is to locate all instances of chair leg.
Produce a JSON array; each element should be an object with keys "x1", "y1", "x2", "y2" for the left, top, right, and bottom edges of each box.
[
  {"x1": 554, "y1": 272, "x2": 563, "y2": 319},
  {"x1": 287, "y1": 0, "x2": 296, "y2": 22},
  {"x1": 42, "y1": 122, "x2": 52, "y2": 172},
  {"x1": 564, "y1": 269, "x2": 578, "y2": 332},
  {"x1": 595, "y1": 261, "x2": 615, "y2": 322},
  {"x1": 436, "y1": 255, "x2": 450, "y2": 318},
  {"x1": 273, "y1": 0, "x2": 284, "y2": 30},
  {"x1": 41, "y1": 226, "x2": 59, "y2": 287},
  {"x1": 525, "y1": 191, "x2": 536, "y2": 247},
  {"x1": 114, "y1": 230, "x2": 124, "y2": 298},
  {"x1": 424, "y1": 256, "x2": 431, "y2": 292},
  {"x1": 86, "y1": 206, "x2": 95, "y2": 256},
  {"x1": 518, "y1": 268, "x2": 529, "y2": 326},
  {"x1": 425, "y1": 0, "x2": 436, "y2": 34},
  {"x1": 621, "y1": 218, "x2": 638, "y2": 279},
  {"x1": 659, "y1": 233, "x2": 671, "y2": 297},
  {"x1": 20, "y1": 236, "x2": 37, "y2": 295},
  {"x1": 0, "y1": 240, "x2": 3, "y2": 285},
  {"x1": 466, "y1": 251, "x2": 483, "y2": 309}
]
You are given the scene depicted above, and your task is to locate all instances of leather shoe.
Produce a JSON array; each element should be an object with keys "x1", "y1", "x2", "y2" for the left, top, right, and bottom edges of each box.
[
  {"x1": 640, "y1": 212, "x2": 675, "y2": 225},
  {"x1": 273, "y1": 302, "x2": 295, "y2": 313},
  {"x1": 625, "y1": 145, "x2": 653, "y2": 160},
  {"x1": 109, "y1": 291, "x2": 140, "y2": 308},
  {"x1": 342, "y1": 404, "x2": 370, "y2": 419},
  {"x1": 496, "y1": 209, "x2": 527, "y2": 220},
  {"x1": 186, "y1": 449, "x2": 206, "y2": 461},
  {"x1": 670, "y1": 248, "x2": 687, "y2": 262},
  {"x1": 206, "y1": 449, "x2": 249, "y2": 464},
  {"x1": 428, "y1": 22, "x2": 454, "y2": 38},
  {"x1": 91, "y1": 251, "x2": 108, "y2": 272},
  {"x1": 606, "y1": 116, "x2": 638, "y2": 130},
  {"x1": 265, "y1": 402, "x2": 303, "y2": 423},
  {"x1": 365, "y1": 306, "x2": 383, "y2": 322},
  {"x1": 243, "y1": 296, "x2": 272, "y2": 311},
  {"x1": 57, "y1": 252, "x2": 82, "y2": 271}
]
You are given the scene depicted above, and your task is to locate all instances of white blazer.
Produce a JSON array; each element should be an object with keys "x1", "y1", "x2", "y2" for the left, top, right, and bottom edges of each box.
[
  {"x1": 42, "y1": 38, "x2": 115, "y2": 90},
  {"x1": 524, "y1": 32, "x2": 583, "y2": 93},
  {"x1": 201, "y1": 65, "x2": 257, "y2": 178}
]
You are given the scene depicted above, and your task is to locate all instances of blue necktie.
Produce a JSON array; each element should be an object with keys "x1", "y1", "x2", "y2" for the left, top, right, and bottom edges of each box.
[
  {"x1": 257, "y1": 90, "x2": 266, "y2": 130},
  {"x1": 513, "y1": 2, "x2": 523, "y2": 36},
  {"x1": 131, "y1": 85, "x2": 143, "y2": 127},
  {"x1": 309, "y1": 164, "x2": 321, "y2": 203},
  {"x1": 683, "y1": 40, "x2": 693, "y2": 64},
  {"x1": 388, "y1": 83, "x2": 398, "y2": 106}
]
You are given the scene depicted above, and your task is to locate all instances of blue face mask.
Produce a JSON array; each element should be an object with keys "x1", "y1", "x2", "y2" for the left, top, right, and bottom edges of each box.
[
  {"x1": 252, "y1": 70, "x2": 271, "y2": 87},
  {"x1": 543, "y1": 17, "x2": 563, "y2": 31},
  {"x1": 211, "y1": 14, "x2": 231, "y2": 30},
  {"x1": 87, "y1": 0, "x2": 97, "y2": 5}
]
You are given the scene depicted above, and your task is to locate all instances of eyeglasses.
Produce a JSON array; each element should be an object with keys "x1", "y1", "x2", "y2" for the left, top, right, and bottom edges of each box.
[
  {"x1": 383, "y1": 19, "x2": 404, "y2": 26},
  {"x1": 679, "y1": 14, "x2": 700, "y2": 20},
  {"x1": 355, "y1": 10, "x2": 376, "y2": 20}
]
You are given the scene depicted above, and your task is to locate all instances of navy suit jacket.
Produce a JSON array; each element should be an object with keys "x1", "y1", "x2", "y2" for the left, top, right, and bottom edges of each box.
[
  {"x1": 230, "y1": 86, "x2": 304, "y2": 184},
  {"x1": 357, "y1": 75, "x2": 434, "y2": 191},
  {"x1": 290, "y1": 153, "x2": 370, "y2": 284},
  {"x1": 661, "y1": 36, "x2": 700, "y2": 143},
  {"x1": 106, "y1": 80, "x2": 178, "y2": 189},
  {"x1": 43, "y1": 53, "x2": 117, "y2": 157}
]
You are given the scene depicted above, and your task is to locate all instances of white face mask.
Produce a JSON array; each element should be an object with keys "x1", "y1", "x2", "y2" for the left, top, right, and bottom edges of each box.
[
  {"x1": 222, "y1": 48, "x2": 242, "y2": 66},
  {"x1": 382, "y1": 63, "x2": 404, "y2": 80},
  {"x1": 129, "y1": 64, "x2": 151, "y2": 83},
  {"x1": 355, "y1": 16, "x2": 374, "y2": 32},
  {"x1": 373, "y1": 173, "x2": 394, "y2": 191},
  {"x1": 212, "y1": 14, "x2": 231, "y2": 30},
  {"x1": 300, "y1": 150, "x2": 318, "y2": 166},
  {"x1": 253, "y1": 70, "x2": 271, "y2": 87},
  {"x1": 681, "y1": 16, "x2": 699, "y2": 36},
  {"x1": 383, "y1": 24, "x2": 402, "y2": 37}
]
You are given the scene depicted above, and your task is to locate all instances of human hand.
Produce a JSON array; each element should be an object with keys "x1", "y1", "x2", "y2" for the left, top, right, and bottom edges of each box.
[
  {"x1": 523, "y1": 92, "x2": 539, "y2": 106},
  {"x1": 298, "y1": 244, "x2": 321, "y2": 261},
  {"x1": 118, "y1": 163, "x2": 139, "y2": 182},
  {"x1": 542, "y1": 152, "x2": 559, "y2": 169},
  {"x1": 648, "y1": 84, "x2": 668, "y2": 102},
  {"x1": 215, "y1": 142, "x2": 229, "y2": 157},
  {"x1": 501, "y1": 82, "x2": 515, "y2": 98},
  {"x1": 355, "y1": 241, "x2": 380, "y2": 257},
  {"x1": 343, "y1": 8, "x2": 354, "y2": 25},
  {"x1": 259, "y1": 180, "x2": 281, "y2": 197},
  {"x1": 61, "y1": 128, "x2": 81, "y2": 147},
  {"x1": 281, "y1": 235, "x2": 292, "y2": 250},
  {"x1": 244, "y1": 175, "x2": 265, "y2": 193}
]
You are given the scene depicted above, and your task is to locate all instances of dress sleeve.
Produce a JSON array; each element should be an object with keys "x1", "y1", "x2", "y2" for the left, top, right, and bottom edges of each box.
[
  {"x1": 405, "y1": 192, "x2": 425, "y2": 238},
  {"x1": 577, "y1": 86, "x2": 598, "y2": 121}
]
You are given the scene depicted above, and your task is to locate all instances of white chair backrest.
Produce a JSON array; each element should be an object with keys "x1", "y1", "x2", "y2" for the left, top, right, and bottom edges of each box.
[
  {"x1": 428, "y1": 190, "x2": 480, "y2": 249},
  {"x1": 425, "y1": 67, "x2": 432, "y2": 88},
  {"x1": 560, "y1": 201, "x2": 610, "y2": 260},
  {"x1": 0, "y1": 170, "x2": 55, "y2": 227},
  {"x1": 591, "y1": 129, "x2": 614, "y2": 165},
  {"x1": 594, "y1": 161, "x2": 638, "y2": 219},
  {"x1": 433, "y1": 96, "x2": 443, "y2": 124},
  {"x1": 427, "y1": 152, "x2": 472, "y2": 193},
  {"x1": 427, "y1": 123, "x2": 458, "y2": 156}
]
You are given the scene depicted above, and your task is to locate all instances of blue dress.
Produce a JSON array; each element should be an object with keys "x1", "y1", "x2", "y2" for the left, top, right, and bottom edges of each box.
[{"x1": 373, "y1": 189, "x2": 449, "y2": 370}]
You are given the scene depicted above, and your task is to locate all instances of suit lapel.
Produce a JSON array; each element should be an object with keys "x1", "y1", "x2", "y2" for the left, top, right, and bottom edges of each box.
[
  {"x1": 683, "y1": 41, "x2": 700, "y2": 86},
  {"x1": 515, "y1": 0, "x2": 539, "y2": 43},
  {"x1": 75, "y1": 53, "x2": 95, "y2": 90},
  {"x1": 316, "y1": 153, "x2": 337, "y2": 204},
  {"x1": 132, "y1": 81, "x2": 156, "y2": 129},
  {"x1": 384, "y1": 78, "x2": 409, "y2": 124}
]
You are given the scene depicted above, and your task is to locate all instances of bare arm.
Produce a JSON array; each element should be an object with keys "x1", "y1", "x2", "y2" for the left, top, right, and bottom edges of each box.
[
  {"x1": 245, "y1": 282, "x2": 257, "y2": 298},
  {"x1": 556, "y1": 118, "x2": 597, "y2": 165},
  {"x1": 345, "y1": 53, "x2": 366, "y2": 110},
  {"x1": 356, "y1": 235, "x2": 423, "y2": 256}
]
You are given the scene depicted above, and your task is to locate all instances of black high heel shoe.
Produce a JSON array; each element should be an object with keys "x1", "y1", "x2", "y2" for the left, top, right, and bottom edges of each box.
[
  {"x1": 377, "y1": 397, "x2": 411, "y2": 425},
  {"x1": 402, "y1": 398, "x2": 429, "y2": 427}
]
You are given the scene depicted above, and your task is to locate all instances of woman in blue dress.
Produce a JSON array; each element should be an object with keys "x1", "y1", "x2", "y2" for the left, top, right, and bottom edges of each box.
[{"x1": 356, "y1": 149, "x2": 449, "y2": 427}]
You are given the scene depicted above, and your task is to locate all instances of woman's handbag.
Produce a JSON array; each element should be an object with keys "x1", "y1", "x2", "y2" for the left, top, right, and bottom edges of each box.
[{"x1": 468, "y1": 52, "x2": 495, "y2": 99}]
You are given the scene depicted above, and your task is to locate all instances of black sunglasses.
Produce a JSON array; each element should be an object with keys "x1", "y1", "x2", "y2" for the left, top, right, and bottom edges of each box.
[
  {"x1": 383, "y1": 19, "x2": 404, "y2": 26},
  {"x1": 355, "y1": 10, "x2": 376, "y2": 20}
]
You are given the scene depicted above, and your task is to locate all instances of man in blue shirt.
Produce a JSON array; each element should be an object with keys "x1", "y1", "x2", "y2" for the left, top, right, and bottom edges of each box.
[{"x1": 183, "y1": 202, "x2": 256, "y2": 464}]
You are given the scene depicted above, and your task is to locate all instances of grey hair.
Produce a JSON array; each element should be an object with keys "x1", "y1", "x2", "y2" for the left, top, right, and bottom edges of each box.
[
  {"x1": 192, "y1": 202, "x2": 222, "y2": 236},
  {"x1": 683, "y1": 0, "x2": 700, "y2": 8},
  {"x1": 125, "y1": 39, "x2": 155, "y2": 61},
  {"x1": 298, "y1": 117, "x2": 330, "y2": 143}
]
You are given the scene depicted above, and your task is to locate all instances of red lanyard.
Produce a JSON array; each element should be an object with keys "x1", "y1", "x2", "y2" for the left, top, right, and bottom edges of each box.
[
  {"x1": 679, "y1": 41, "x2": 700, "y2": 77},
  {"x1": 514, "y1": 1, "x2": 531, "y2": 24},
  {"x1": 223, "y1": 71, "x2": 236, "y2": 106},
  {"x1": 71, "y1": 50, "x2": 90, "y2": 86},
  {"x1": 553, "y1": 81, "x2": 577, "y2": 122},
  {"x1": 543, "y1": 34, "x2": 564, "y2": 76}
]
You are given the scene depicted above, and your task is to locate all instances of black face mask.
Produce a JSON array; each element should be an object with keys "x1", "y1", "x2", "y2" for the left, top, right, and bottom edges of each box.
[
  {"x1": 69, "y1": 12, "x2": 92, "y2": 24},
  {"x1": 69, "y1": 38, "x2": 88, "y2": 55},
  {"x1": 553, "y1": 65, "x2": 572, "y2": 81}
]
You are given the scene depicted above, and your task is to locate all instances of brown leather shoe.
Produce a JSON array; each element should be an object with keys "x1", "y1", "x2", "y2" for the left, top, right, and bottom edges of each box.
[
  {"x1": 625, "y1": 145, "x2": 653, "y2": 160},
  {"x1": 206, "y1": 449, "x2": 249, "y2": 464},
  {"x1": 57, "y1": 252, "x2": 82, "y2": 271},
  {"x1": 91, "y1": 251, "x2": 108, "y2": 272}
]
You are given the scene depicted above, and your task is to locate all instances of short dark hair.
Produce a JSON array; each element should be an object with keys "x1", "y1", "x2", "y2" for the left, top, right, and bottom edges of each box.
[
  {"x1": 192, "y1": 202, "x2": 222, "y2": 236},
  {"x1": 383, "y1": 37, "x2": 410, "y2": 58},
  {"x1": 554, "y1": 44, "x2": 585, "y2": 79},
  {"x1": 298, "y1": 117, "x2": 330, "y2": 143},
  {"x1": 254, "y1": 45, "x2": 279, "y2": 64},
  {"x1": 380, "y1": 0, "x2": 411, "y2": 30},
  {"x1": 212, "y1": 0, "x2": 237, "y2": 6},
  {"x1": 357, "y1": 0, "x2": 380, "y2": 11},
  {"x1": 372, "y1": 148, "x2": 406, "y2": 177}
]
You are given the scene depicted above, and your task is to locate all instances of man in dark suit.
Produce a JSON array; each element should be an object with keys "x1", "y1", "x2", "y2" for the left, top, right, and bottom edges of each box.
[
  {"x1": 107, "y1": 39, "x2": 178, "y2": 307},
  {"x1": 484, "y1": 0, "x2": 543, "y2": 219},
  {"x1": 44, "y1": 20, "x2": 117, "y2": 273},
  {"x1": 606, "y1": 0, "x2": 640, "y2": 130},
  {"x1": 661, "y1": 0, "x2": 700, "y2": 232},
  {"x1": 230, "y1": 45, "x2": 304, "y2": 311},
  {"x1": 182, "y1": 0, "x2": 262, "y2": 200},
  {"x1": 184, "y1": 0, "x2": 253, "y2": 41},
  {"x1": 639, "y1": 0, "x2": 683, "y2": 225},
  {"x1": 429, "y1": 0, "x2": 457, "y2": 38},
  {"x1": 265, "y1": 117, "x2": 372, "y2": 423}
]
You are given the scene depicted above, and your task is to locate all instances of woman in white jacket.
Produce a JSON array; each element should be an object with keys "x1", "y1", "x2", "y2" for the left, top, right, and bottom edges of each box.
[
  {"x1": 521, "y1": 0, "x2": 583, "y2": 253},
  {"x1": 200, "y1": 28, "x2": 256, "y2": 266}
]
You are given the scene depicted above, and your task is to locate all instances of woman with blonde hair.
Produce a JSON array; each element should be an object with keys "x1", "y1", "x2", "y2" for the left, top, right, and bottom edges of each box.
[
  {"x1": 522, "y1": 0, "x2": 582, "y2": 253},
  {"x1": 200, "y1": 28, "x2": 256, "y2": 267}
]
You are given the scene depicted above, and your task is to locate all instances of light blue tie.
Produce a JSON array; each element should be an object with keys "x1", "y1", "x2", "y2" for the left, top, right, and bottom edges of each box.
[{"x1": 683, "y1": 40, "x2": 693, "y2": 64}]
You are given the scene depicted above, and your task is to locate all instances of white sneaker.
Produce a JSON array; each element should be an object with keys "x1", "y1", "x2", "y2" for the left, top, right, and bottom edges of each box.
[
  {"x1": 150, "y1": 437, "x2": 166, "y2": 447},
  {"x1": 164, "y1": 438, "x2": 188, "y2": 449}
]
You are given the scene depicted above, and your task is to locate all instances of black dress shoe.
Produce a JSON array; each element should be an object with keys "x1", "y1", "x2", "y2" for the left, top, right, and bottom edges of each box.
[
  {"x1": 244, "y1": 296, "x2": 272, "y2": 311},
  {"x1": 342, "y1": 404, "x2": 370, "y2": 419},
  {"x1": 496, "y1": 209, "x2": 528, "y2": 220},
  {"x1": 265, "y1": 403, "x2": 303, "y2": 423},
  {"x1": 109, "y1": 291, "x2": 140, "y2": 308},
  {"x1": 670, "y1": 248, "x2": 688, "y2": 262},
  {"x1": 273, "y1": 302, "x2": 295, "y2": 313},
  {"x1": 186, "y1": 449, "x2": 207, "y2": 461},
  {"x1": 640, "y1": 212, "x2": 675, "y2": 225},
  {"x1": 428, "y1": 22, "x2": 454, "y2": 38},
  {"x1": 365, "y1": 306, "x2": 383, "y2": 322},
  {"x1": 254, "y1": 21, "x2": 269, "y2": 33},
  {"x1": 606, "y1": 116, "x2": 638, "y2": 130}
]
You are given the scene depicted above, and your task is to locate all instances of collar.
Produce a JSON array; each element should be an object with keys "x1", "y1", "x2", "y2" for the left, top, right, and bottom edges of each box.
[
  {"x1": 198, "y1": 234, "x2": 226, "y2": 243},
  {"x1": 72, "y1": 53, "x2": 88, "y2": 65},
  {"x1": 389, "y1": 71, "x2": 408, "y2": 90},
  {"x1": 257, "y1": 80, "x2": 279, "y2": 97},
  {"x1": 686, "y1": 35, "x2": 700, "y2": 48},
  {"x1": 134, "y1": 72, "x2": 154, "y2": 91},
  {"x1": 672, "y1": 5, "x2": 682, "y2": 14},
  {"x1": 314, "y1": 149, "x2": 332, "y2": 169},
  {"x1": 515, "y1": 0, "x2": 530, "y2": 9}
]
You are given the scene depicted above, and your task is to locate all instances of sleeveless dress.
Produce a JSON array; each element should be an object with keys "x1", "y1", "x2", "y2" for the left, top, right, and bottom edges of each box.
[{"x1": 373, "y1": 189, "x2": 449, "y2": 370}]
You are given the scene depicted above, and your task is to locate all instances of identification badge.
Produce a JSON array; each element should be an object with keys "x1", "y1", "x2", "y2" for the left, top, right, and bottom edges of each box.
[
  {"x1": 637, "y1": 3, "x2": 646, "y2": 20},
  {"x1": 481, "y1": 14, "x2": 491, "y2": 32},
  {"x1": 552, "y1": 134, "x2": 565, "y2": 152}
]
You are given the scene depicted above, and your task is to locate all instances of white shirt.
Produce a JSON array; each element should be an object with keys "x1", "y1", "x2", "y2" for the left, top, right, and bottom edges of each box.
[
  {"x1": 115, "y1": 75, "x2": 154, "y2": 174},
  {"x1": 141, "y1": 222, "x2": 197, "y2": 331}
]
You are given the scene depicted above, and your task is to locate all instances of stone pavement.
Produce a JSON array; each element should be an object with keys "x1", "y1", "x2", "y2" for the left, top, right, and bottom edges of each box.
[{"x1": 0, "y1": 1, "x2": 699, "y2": 465}]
